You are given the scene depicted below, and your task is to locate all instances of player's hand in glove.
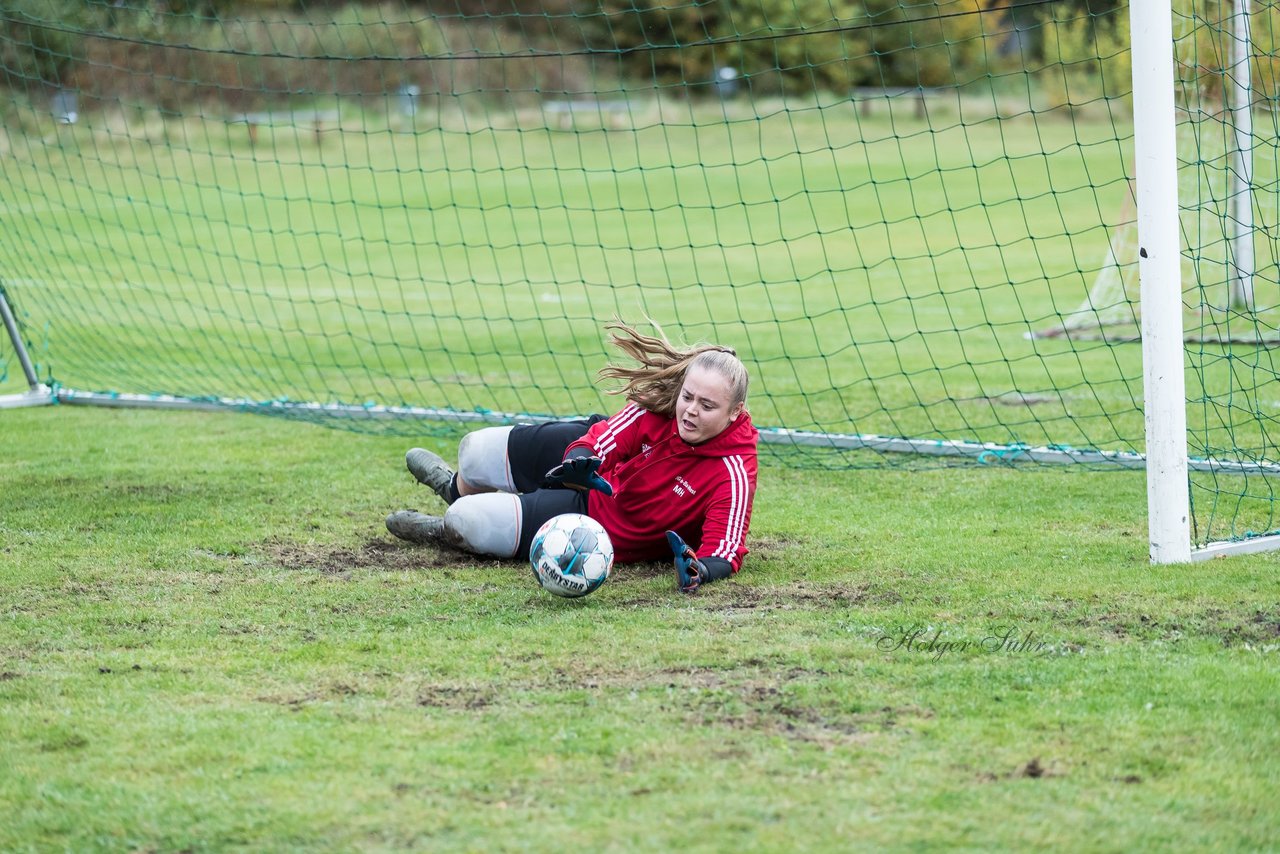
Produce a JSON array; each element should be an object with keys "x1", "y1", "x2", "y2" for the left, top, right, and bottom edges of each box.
[
  {"x1": 667, "y1": 530, "x2": 706, "y2": 594},
  {"x1": 542, "y1": 455, "x2": 614, "y2": 496}
]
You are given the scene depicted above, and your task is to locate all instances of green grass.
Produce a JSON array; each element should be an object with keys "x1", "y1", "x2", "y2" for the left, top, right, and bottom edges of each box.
[{"x1": 2, "y1": 406, "x2": 1278, "y2": 850}]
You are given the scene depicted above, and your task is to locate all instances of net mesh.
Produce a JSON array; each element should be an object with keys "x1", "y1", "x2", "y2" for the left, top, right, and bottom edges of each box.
[{"x1": 0, "y1": 0, "x2": 1277, "y2": 547}]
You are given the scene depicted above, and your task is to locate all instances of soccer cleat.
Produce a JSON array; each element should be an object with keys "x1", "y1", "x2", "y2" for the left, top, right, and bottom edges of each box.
[
  {"x1": 386, "y1": 509, "x2": 447, "y2": 544},
  {"x1": 406, "y1": 447, "x2": 456, "y2": 504}
]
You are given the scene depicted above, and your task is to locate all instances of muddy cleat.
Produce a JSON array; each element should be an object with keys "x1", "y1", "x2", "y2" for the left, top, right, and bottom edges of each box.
[
  {"x1": 406, "y1": 447, "x2": 456, "y2": 504},
  {"x1": 386, "y1": 509, "x2": 447, "y2": 544}
]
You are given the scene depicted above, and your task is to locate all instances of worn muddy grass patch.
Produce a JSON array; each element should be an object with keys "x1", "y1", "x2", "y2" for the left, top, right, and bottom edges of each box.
[
  {"x1": 658, "y1": 669, "x2": 930, "y2": 747},
  {"x1": 257, "y1": 680, "x2": 364, "y2": 711},
  {"x1": 416, "y1": 683, "x2": 498, "y2": 710},
  {"x1": 356, "y1": 662, "x2": 920, "y2": 747},
  {"x1": 1215, "y1": 609, "x2": 1280, "y2": 646},
  {"x1": 240, "y1": 658, "x2": 906, "y2": 749},
  {"x1": 1049, "y1": 597, "x2": 1280, "y2": 646},
  {"x1": 689, "y1": 579, "x2": 902, "y2": 611},
  {"x1": 258, "y1": 532, "x2": 813, "y2": 582},
  {"x1": 263, "y1": 537, "x2": 501, "y2": 575},
  {"x1": 975, "y1": 756, "x2": 1064, "y2": 782}
]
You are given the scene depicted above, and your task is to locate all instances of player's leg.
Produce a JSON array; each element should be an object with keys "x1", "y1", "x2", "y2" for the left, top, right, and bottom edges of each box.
[
  {"x1": 443, "y1": 492, "x2": 523, "y2": 556},
  {"x1": 405, "y1": 426, "x2": 515, "y2": 504},
  {"x1": 386, "y1": 492, "x2": 519, "y2": 555},
  {"x1": 404, "y1": 415, "x2": 604, "y2": 504},
  {"x1": 455, "y1": 426, "x2": 517, "y2": 494},
  {"x1": 386, "y1": 488, "x2": 586, "y2": 559}
]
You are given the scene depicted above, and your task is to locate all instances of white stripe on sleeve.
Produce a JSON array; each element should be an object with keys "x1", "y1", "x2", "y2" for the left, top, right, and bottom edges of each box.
[
  {"x1": 711, "y1": 455, "x2": 749, "y2": 560},
  {"x1": 592, "y1": 403, "x2": 644, "y2": 460}
]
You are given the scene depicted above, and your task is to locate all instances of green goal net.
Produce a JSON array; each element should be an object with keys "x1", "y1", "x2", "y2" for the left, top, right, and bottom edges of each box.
[{"x1": 0, "y1": 0, "x2": 1277, "y2": 549}]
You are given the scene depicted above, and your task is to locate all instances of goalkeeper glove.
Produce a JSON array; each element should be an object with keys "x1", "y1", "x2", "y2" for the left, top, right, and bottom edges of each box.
[
  {"x1": 542, "y1": 455, "x2": 614, "y2": 496},
  {"x1": 666, "y1": 530, "x2": 706, "y2": 594}
]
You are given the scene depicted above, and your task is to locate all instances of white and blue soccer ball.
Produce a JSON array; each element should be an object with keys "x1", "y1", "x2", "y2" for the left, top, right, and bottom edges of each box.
[{"x1": 529, "y1": 513, "x2": 614, "y2": 598}]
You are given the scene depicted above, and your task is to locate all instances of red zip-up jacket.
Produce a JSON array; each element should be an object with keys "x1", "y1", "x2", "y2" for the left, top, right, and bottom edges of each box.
[{"x1": 565, "y1": 402, "x2": 759, "y2": 571}]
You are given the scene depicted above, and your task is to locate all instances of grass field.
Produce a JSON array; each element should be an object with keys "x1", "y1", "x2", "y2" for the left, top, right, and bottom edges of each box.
[
  {"x1": 1, "y1": 405, "x2": 1278, "y2": 850},
  {"x1": 1, "y1": 92, "x2": 1279, "y2": 847}
]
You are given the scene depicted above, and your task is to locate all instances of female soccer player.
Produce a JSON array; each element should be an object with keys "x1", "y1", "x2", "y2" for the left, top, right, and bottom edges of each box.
[{"x1": 386, "y1": 322, "x2": 759, "y2": 592}]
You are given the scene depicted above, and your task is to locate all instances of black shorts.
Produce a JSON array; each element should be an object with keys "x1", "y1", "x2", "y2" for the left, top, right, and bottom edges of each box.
[{"x1": 508, "y1": 415, "x2": 606, "y2": 558}]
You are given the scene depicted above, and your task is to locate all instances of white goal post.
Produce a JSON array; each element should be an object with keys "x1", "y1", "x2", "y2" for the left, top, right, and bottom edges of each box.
[
  {"x1": 1130, "y1": 0, "x2": 1192, "y2": 563},
  {"x1": 1129, "y1": 0, "x2": 1280, "y2": 563}
]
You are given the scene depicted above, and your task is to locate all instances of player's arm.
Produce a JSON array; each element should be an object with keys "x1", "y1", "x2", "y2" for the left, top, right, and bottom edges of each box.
[
  {"x1": 564, "y1": 402, "x2": 645, "y2": 465},
  {"x1": 544, "y1": 403, "x2": 648, "y2": 495},
  {"x1": 672, "y1": 454, "x2": 756, "y2": 591}
]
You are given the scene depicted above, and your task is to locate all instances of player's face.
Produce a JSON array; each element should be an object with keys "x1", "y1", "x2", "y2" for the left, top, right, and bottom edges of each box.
[{"x1": 676, "y1": 366, "x2": 744, "y2": 444}]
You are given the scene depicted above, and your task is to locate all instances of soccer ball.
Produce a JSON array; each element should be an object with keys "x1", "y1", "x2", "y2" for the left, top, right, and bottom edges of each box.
[{"x1": 529, "y1": 513, "x2": 614, "y2": 598}]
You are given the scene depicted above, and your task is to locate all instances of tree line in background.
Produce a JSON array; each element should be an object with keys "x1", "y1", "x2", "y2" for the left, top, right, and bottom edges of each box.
[{"x1": 0, "y1": 0, "x2": 1272, "y2": 116}]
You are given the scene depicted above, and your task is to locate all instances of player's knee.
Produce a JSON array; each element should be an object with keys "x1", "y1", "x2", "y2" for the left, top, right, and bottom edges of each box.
[
  {"x1": 456, "y1": 426, "x2": 515, "y2": 492},
  {"x1": 443, "y1": 492, "x2": 522, "y2": 558}
]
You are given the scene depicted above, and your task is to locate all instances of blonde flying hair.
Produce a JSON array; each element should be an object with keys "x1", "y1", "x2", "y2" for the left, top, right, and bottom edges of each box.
[{"x1": 598, "y1": 321, "x2": 748, "y2": 418}]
